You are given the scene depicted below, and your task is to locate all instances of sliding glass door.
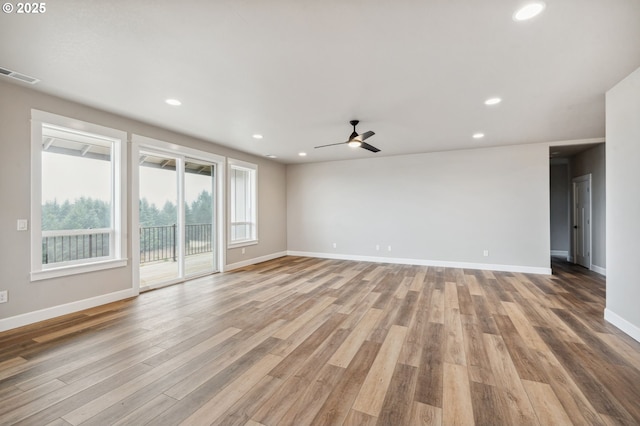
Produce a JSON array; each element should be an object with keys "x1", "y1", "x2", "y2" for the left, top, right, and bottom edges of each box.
[
  {"x1": 138, "y1": 150, "x2": 217, "y2": 290},
  {"x1": 184, "y1": 159, "x2": 216, "y2": 277}
]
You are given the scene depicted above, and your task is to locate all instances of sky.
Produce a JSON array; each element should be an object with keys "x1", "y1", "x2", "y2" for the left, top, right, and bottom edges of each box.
[{"x1": 42, "y1": 153, "x2": 212, "y2": 208}]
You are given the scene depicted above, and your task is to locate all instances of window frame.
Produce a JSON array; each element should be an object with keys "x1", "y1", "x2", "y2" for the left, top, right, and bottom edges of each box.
[
  {"x1": 227, "y1": 158, "x2": 258, "y2": 248},
  {"x1": 30, "y1": 110, "x2": 128, "y2": 281}
]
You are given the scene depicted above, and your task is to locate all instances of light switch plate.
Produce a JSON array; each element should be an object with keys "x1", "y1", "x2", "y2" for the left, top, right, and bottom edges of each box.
[{"x1": 17, "y1": 219, "x2": 28, "y2": 231}]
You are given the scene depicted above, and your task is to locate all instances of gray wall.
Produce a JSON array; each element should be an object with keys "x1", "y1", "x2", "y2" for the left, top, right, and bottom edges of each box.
[
  {"x1": 549, "y1": 161, "x2": 570, "y2": 254},
  {"x1": 287, "y1": 143, "x2": 551, "y2": 271},
  {"x1": 606, "y1": 66, "x2": 640, "y2": 338},
  {"x1": 570, "y1": 143, "x2": 606, "y2": 270},
  {"x1": 0, "y1": 80, "x2": 287, "y2": 320}
]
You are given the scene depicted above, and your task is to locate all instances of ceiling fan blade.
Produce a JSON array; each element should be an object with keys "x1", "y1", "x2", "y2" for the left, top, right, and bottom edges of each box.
[
  {"x1": 352, "y1": 130, "x2": 375, "y2": 142},
  {"x1": 314, "y1": 141, "x2": 348, "y2": 149},
  {"x1": 360, "y1": 130, "x2": 375, "y2": 141},
  {"x1": 360, "y1": 142, "x2": 380, "y2": 153}
]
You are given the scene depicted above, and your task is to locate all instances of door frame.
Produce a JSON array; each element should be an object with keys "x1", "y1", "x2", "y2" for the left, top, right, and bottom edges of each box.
[
  {"x1": 572, "y1": 174, "x2": 592, "y2": 269},
  {"x1": 131, "y1": 134, "x2": 226, "y2": 293}
]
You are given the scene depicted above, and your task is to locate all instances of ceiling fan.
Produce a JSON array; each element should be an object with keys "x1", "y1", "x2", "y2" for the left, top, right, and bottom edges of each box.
[{"x1": 315, "y1": 120, "x2": 380, "y2": 153}]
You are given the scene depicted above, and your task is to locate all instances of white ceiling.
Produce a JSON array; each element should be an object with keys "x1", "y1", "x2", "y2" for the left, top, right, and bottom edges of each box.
[{"x1": 1, "y1": 0, "x2": 639, "y2": 164}]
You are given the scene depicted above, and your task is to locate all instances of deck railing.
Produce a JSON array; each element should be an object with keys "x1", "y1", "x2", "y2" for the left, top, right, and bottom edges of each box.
[
  {"x1": 42, "y1": 228, "x2": 111, "y2": 265},
  {"x1": 139, "y1": 223, "x2": 212, "y2": 264},
  {"x1": 41, "y1": 224, "x2": 213, "y2": 265},
  {"x1": 184, "y1": 223, "x2": 213, "y2": 256}
]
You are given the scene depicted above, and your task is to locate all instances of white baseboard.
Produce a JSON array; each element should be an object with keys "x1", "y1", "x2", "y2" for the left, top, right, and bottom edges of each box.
[
  {"x1": 287, "y1": 251, "x2": 551, "y2": 275},
  {"x1": 567, "y1": 255, "x2": 574, "y2": 262},
  {"x1": 591, "y1": 264, "x2": 606, "y2": 276},
  {"x1": 550, "y1": 250, "x2": 569, "y2": 257},
  {"x1": 605, "y1": 308, "x2": 640, "y2": 343},
  {"x1": 0, "y1": 288, "x2": 137, "y2": 333},
  {"x1": 225, "y1": 251, "x2": 288, "y2": 272}
]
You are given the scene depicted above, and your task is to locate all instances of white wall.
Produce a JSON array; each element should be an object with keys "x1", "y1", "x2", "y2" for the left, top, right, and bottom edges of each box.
[
  {"x1": 0, "y1": 80, "x2": 287, "y2": 329},
  {"x1": 606, "y1": 66, "x2": 640, "y2": 342},
  {"x1": 287, "y1": 143, "x2": 551, "y2": 273}
]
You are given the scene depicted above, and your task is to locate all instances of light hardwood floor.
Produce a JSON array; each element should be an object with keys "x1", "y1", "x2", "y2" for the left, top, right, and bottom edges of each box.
[{"x1": 1, "y1": 256, "x2": 640, "y2": 425}]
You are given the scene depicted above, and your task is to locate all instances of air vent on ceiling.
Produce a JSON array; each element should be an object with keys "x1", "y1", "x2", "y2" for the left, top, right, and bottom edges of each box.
[{"x1": 0, "y1": 67, "x2": 40, "y2": 84}]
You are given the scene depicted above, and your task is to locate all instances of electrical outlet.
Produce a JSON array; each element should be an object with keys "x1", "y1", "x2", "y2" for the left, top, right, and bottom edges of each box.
[
  {"x1": 483, "y1": 249, "x2": 489, "y2": 257},
  {"x1": 332, "y1": 243, "x2": 337, "y2": 249},
  {"x1": 0, "y1": 290, "x2": 7, "y2": 304},
  {"x1": 17, "y1": 219, "x2": 28, "y2": 231},
  {"x1": 376, "y1": 244, "x2": 380, "y2": 251},
  {"x1": 387, "y1": 245, "x2": 392, "y2": 252},
  {"x1": 241, "y1": 248, "x2": 245, "y2": 254}
]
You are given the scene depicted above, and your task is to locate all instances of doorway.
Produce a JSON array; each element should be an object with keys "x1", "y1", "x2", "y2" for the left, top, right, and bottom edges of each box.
[
  {"x1": 549, "y1": 143, "x2": 605, "y2": 274},
  {"x1": 572, "y1": 174, "x2": 592, "y2": 269},
  {"x1": 132, "y1": 135, "x2": 225, "y2": 292}
]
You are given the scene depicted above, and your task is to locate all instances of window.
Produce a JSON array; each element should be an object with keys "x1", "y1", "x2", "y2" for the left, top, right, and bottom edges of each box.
[
  {"x1": 31, "y1": 111, "x2": 127, "y2": 280},
  {"x1": 228, "y1": 159, "x2": 257, "y2": 246}
]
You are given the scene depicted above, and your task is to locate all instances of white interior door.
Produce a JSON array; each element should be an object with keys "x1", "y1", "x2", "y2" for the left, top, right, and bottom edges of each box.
[{"x1": 573, "y1": 175, "x2": 591, "y2": 269}]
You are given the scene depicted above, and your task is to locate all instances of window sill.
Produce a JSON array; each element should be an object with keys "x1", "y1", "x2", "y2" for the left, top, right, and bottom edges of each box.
[
  {"x1": 31, "y1": 259, "x2": 128, "y2": 282},
  {"x1": 227, "y1": 240, "x2": 259, "y2": 249}
]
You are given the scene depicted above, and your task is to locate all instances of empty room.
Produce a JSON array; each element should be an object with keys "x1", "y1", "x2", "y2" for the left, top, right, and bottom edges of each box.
[{"x1": 1, "y1": 1, "x2": 640, "y2": 425}]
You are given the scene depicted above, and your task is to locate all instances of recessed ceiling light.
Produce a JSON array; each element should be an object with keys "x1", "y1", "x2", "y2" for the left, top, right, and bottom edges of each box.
[
  {"x1": 473, "y1": 133, "x2": 485, "y2": 139},
  {"x1": 165, "y1": 99, "x2": 182, "y2": 106},
  {"x1": 253, "y1": 134, "x2": 263, "y2": 139},
  {"x1": 265, "y1": 154, "x2": 277, "y2": 158},
  {"x1": 513, "y1": 2, "x2": 546, "y2": 21},
  {"x1": 298, "y1": 152, "x2": 307, "y2": 157},
  {"x1": 484, "y1": 97, "x2": 502, "y2": 106}
]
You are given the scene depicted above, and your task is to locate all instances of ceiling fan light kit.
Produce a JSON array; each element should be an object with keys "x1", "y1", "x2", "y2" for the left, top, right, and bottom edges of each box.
[{"x1": 315, "y1": 120, "x2": 380, "y2": 153}]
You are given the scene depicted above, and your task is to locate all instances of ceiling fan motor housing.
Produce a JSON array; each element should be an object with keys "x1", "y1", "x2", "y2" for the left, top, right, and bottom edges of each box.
[{"x1": 349, "y1": 120, "x2": 360, "y2": 140}]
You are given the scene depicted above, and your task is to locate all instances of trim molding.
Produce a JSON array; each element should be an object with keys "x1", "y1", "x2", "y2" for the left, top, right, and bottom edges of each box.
[
  {"x1": 225, "y1": 251, "x2": 287, "y2": 271},
  {"x1": 605, "y1": 308, "x2": 640, "y2": 343},
  {"x1": 591, "y1": 264, "x2": 606, "y2": 276},
  {"x1": 31, "y1": 259, "x2": 128, "y2": 282},
  {"x1": 287, "y1": 251, "x2": 552, "y2": 275},
  {"x1": 0, "y1": 288, "x2": 137, "y2": 332},
  {"x1": 547, "y1": 137, "x2": 605, "y2": 146},
  {"x1": 550, "y1": 250, "x2": 569, "y2": 257}
]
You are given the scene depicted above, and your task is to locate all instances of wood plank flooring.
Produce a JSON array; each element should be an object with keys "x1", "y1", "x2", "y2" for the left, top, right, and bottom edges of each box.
[{"x1": 1, "y1": 256, "x2": 640, "y2": 425}]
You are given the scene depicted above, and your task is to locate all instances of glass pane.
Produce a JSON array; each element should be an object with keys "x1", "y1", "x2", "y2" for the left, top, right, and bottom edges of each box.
[
  {"x1": 139, "y1": 152, "x2": 179, "y2": 287},
  {"x1": 41, "y1": 126, "x2": 112, "y2": 265},
  {"x1": 230, "y1": 166, "x2": 254, "y2": 242},
  {"x1": 185, "y1": 160, "x2": 215, "y2": 276}
]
